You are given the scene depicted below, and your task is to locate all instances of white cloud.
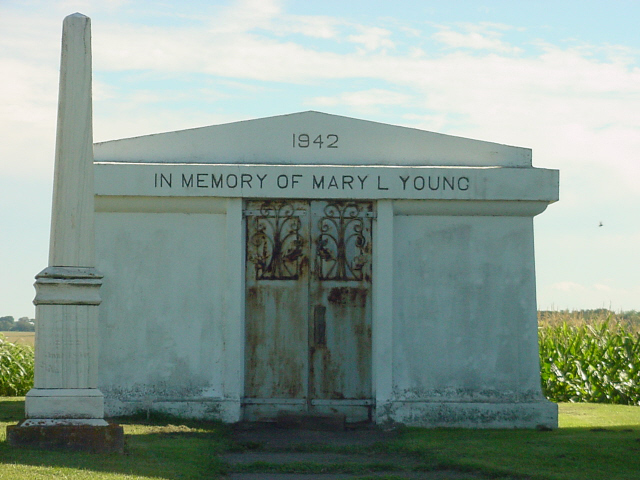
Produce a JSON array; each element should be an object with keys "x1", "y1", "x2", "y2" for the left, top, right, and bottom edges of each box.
[
  {"x1": 57, "y1": 0, "x2": 126, "y2": 11},
  {"x1": 540, "y1": 281, "x2": 640, "y2": 311},
  {"x1": 206, "y1": 0, "x2": 284, "y2": 34},
  {"x1": 594, "y1": 284, "x2": 614, "y2": 293},
  {"x1": 551, "y1": 282, "x2": 586, "y2": 293},
  {"x1": 347, "y1": 25, "x2": 395, "y2": 52},
  {"x1": 0, "y1": 59, "x2": 58, "y2": 175},
  {"x1": 432, "y1": 23, "x2": 521, "y2": 54},
  {"x1": 273, "y1": 15, "x2": 344, "y2": 39},
  {"x1": 312, "y1": 89, "x2": 411, "y2": 107}
]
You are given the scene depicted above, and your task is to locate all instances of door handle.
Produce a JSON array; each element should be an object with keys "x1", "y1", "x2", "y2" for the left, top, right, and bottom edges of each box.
[{"x1": 313, "y1": 305, "x2": 326, "y2": 347}]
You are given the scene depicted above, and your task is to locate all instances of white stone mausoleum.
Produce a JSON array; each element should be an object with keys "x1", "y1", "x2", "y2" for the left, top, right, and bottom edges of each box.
[
  {"x1": 17, "y1": 14, "x2": 559, "y2": 435},
  {"x1": 90, "y1": 111, "x2": 559, "y2": 428}
]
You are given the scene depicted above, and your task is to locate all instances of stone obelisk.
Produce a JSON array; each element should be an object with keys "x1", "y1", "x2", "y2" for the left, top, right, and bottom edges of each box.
[{"x1": 7, "y1": 13, "x2": 123, "y2": 453}]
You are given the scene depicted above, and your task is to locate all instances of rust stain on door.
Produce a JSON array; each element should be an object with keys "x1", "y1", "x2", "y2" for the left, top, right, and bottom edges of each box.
[
  {"x1": 310, "y1": 201, "x2": 373, "y2": 403},
  {"x1": 245, "y1": 200, "x2": 309, "y2": 400},
  {"x1": 244, "y1": 200, "x2": 373, "y2": 419}
]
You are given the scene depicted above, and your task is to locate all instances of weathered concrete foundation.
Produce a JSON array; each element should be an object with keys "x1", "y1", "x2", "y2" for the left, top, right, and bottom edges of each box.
[{"x1": 378, "y1": 401, "x2": 558, "y2": 429}]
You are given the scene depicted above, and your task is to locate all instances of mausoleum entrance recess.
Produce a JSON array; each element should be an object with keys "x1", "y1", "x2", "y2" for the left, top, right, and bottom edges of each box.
[{"x1": 244, "y1": 200, "x2": 374, "y2": 422}]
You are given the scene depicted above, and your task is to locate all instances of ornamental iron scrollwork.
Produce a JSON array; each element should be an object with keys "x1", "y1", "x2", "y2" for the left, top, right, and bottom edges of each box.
[
  {"x1": 246, "y1": 201, "x2": 305, "y2": 280},
  {"x1": 315, "y1": 202, "x2": 372, "y2": 281}
]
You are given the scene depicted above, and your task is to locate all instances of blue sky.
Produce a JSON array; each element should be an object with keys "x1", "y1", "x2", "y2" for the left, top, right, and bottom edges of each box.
[{"x1": 1, "y1": 0, "x2": 639, "y2": 317}]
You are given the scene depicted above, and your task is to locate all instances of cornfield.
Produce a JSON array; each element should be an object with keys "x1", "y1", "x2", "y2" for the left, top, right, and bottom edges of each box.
[
  {"x1": 0, "y1": 333, "x2": 34, "y2": 396},
  {"x1": 539, "y1": 321, "x2": 640, "y2": 405},
  {"x1": 1, "y1": 312, "x2": 640, "y2": 404}
]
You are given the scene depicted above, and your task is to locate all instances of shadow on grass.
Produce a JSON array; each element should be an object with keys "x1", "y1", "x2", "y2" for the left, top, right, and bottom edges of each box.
[
  {"x1": 388, "y1": 425, "x2": 640, "y2": 480},
  {"x1": 0, "y1": 399, "x2": 26, "y2": 422},
  {"x1": 3, "y1": 399, "x2": 640, "y2": 480},
  {"x1": 1, "y1": 399, "x2": 230, "y2": 480}
]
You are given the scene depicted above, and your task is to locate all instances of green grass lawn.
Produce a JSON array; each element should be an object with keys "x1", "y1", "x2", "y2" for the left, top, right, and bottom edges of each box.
[
  {"x1": 0, "y1": 398, "x2": 228, "y2": 479},
  {"x1": 388, "y1": 404, "x2": 640, "y2": 480},
  {"x1": 1, "y1": 398, "x2": 640, "y2": 479}
]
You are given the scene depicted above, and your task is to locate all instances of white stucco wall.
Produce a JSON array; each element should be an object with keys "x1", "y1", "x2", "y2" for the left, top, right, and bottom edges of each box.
[
  {"x1": 377, "y1": 210, "x2": 557, "y2": 427},
  {"x1": 392, "y1": 213, "x2": 541, "y2": 400},
  {"x1": 95, "y1": 206, "x2": 235, "y2": 419}
]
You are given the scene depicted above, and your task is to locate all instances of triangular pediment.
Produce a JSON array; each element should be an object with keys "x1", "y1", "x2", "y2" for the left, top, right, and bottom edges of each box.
[{"x1": 94, "y1": 111, "x2": 531, "y2": 167}]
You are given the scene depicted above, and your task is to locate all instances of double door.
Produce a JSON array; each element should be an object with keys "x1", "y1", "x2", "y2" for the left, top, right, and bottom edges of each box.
[{"x1": 244, "y1": 200, "x2": 373, "y2": 421}]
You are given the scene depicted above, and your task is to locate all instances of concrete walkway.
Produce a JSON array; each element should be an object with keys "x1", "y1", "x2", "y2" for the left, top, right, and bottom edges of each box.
[{"x1": 220, "y1": 423, "x2": 494, "y2": 480}]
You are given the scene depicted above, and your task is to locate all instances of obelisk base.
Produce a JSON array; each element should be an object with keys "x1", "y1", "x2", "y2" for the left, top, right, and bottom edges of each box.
[
  {"x1": 26, "y1": 388, "x2": 106, "y2": 420},
  {"x1": 7, "y1": 422, "x2": 124, "y2": 453},
  {"x1": 9, "y1": 388, "x2": 124, "y2": 453}
]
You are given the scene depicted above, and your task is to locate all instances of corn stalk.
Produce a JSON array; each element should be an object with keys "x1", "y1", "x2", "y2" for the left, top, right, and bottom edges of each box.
[
  {"x1": 0, "y1": 333, "x2": 34, "y2": 396},
  {"x1": 540, "y1": 321, "x2": 640, "y2": 404}
]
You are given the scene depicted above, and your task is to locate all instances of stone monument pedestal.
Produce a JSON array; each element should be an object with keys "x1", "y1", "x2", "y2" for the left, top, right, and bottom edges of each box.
[
  {"x1": 6, "y1": 13, "x2": 123, "y2": 453},
  {"x1": 8, "y1": 267, "x2": 124, "y2": 453},
  {"x1": 25, "y1": 388, "x2": 106, "y2": 421},
  {"x1": 7, "y1": 422, "x2": 124, "y2": 454}
]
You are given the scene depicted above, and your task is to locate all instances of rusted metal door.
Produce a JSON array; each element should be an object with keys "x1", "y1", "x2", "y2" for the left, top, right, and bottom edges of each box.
[
  {"x1": 244, "y1": 200, "x2": 373, "y2": 421},
  {"x1": 244, "y1": 200, "x2": 310, "y2": 418},
  {"x1": 308, "y1": 201, "x2": 373, "y2": 420}
]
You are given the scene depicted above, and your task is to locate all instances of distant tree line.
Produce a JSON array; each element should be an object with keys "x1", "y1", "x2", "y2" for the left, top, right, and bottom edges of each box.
[
  {"x1": 1, "y1": 309, "x2": 639, "y2": 334},
  {"x1": 538, "y1": 309, "x2": 640, "y2": 331},
  {"x1": 539, "y1": 308, "x2": 640, "y2": 320},
  {"x1": 0, "y1": 316, "x2": 35, "y2": 332}
]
